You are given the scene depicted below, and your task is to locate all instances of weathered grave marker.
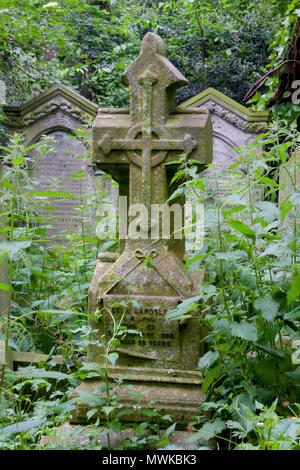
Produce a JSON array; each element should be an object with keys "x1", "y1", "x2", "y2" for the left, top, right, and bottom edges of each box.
[
  {"x1": 181, "y1": 87, "x2": 269, "y2": 198},
  {"x1": 72, "y1": 32, "x2": 212, "y2": 424},
  {"x1": 29, "y1": 129, "x2": 93, "y2": 241},
  {"x1": 180, "y1": 88, "x2": 269, "y2": 252},
  {"x1": 3, "y1": 85, "x2": 98, "y2": 244}
]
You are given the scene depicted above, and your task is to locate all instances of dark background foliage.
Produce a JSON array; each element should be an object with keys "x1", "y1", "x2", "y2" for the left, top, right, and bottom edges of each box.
[{"x1": 0, "y1": 0, "x2": 286, "y2": 108}]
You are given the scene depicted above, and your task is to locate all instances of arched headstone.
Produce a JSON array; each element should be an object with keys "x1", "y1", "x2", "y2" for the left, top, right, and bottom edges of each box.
[
  {"x1": 181, "y1": 87, "x2": 269, "y2": 199},
  {"x1": 4, "y1": 84, "x2": 99, "y2": 244},
  {"x1": 180, "y1": 87, "x2": 269, "y2": 251},
  {"x1": 29, "y1": 130, "x2": 94, "y2": 242}
]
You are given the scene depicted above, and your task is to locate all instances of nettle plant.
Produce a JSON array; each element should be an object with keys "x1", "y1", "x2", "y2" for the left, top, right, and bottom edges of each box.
[
  {"x1": 0, "y1": 132, "x2": 100, "y2": 375},
  {"x1": 167, "y1": 120, "x2": 300, "y2": 449},
  {"x1": 0, "y1": 133, "x2": 173, "y2": 450}
]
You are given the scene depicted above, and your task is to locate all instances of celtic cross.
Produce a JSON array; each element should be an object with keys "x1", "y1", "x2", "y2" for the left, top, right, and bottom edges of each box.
[{"x1": 94, "y1": 32, "x2": 211, "y2": 245}]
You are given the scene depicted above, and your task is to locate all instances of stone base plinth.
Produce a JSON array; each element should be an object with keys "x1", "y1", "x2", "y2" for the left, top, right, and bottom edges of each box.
[{"x1": 70, "y1": 368, "x2": 204, "y2": 427}]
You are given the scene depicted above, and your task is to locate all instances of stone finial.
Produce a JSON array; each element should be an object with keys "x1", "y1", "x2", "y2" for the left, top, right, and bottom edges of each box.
[
  {"x1": 122, "y1": 32, "x2": 188, "y2": 125},
  {"x1": 0, "y1": 81, "x2": 6, "y2": 105},
  {"x1": 140, "y1": 32, "x2": 166, "y2": 56}
]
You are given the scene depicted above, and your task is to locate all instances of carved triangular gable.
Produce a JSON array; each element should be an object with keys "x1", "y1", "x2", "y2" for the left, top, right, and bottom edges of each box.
[
  {"x1": 3, "y1": 84, "x2": 98, "y2": 145},
  {"x1": 180, "y1": 87, "x2": 269, "y2": 134}
]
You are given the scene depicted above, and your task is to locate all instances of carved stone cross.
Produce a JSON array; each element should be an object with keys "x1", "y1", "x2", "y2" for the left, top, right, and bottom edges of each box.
[
  {"x1": 76, "y1": 32, "x2": 213, "y2": 426},
  {"x1": 94, "y1": 32, "x2": 211, "y2": 227}
]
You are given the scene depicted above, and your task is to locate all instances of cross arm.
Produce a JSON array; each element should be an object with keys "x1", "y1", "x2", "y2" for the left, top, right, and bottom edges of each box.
[{"x1": 98, "y1": 133, "x2": 196, "y2": 157}]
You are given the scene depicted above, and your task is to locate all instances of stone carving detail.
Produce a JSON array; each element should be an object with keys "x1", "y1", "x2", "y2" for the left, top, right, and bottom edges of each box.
[
  {"x1": 202, "y1": 100, "x2": 267, "y2": 133},
  {"x1": 71, "y1": 32, "x2": 213, "y2": 425},
  {"x1": 210, "y1": 115, "x2": 225, "y2": 133},
  {"x1": 7, "y1": 98, "x2": 87, "y2": 129},
  {"x1": 38, "y1": 110, "x2": 74, "y2": 133}
]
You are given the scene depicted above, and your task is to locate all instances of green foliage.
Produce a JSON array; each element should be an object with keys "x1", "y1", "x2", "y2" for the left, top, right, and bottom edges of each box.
[
  {"x1": 168, "y1": 121, "x2": 300, "y2": 449},
  {"x1": 195, "y1": 399, "x2": 300, "y2": 450},
  {"x1": 249, "y1": 1, "x2": 300, "y2": 123},
  {"x1": 0, "y1": 133, "x2": 100, "y2": 368},
  {"x1": 0, "y1": 0, "x2": 299, "y2": 451},
  {"x1": 0, "y1": 0, "x2": 285, "y2": 107}
]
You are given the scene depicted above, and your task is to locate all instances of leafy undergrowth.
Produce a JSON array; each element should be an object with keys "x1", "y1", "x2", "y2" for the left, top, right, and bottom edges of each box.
[
  {"x1": 0, "y1": 363, "x2": 178, "y2": 450},
  {"x1": 0, "y1": 121, "x2": 300, "y2": 450},
  {"x1": 166, "y1": 120, "x2": 300, "y2": 449}
]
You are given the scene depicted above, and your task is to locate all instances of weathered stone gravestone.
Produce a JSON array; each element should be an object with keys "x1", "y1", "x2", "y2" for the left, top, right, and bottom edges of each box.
[
  {"x1": 3, "y1": 85, "x2": 98, "y2": 244},
  {"x1": 94, "y1": 87, "x2": 269, "y2": 253},
  {"x1": 72, "y1": 33, "x2": 212, "y2": 424},
  {"x1": 181, "y1": 87, "x2": 269, "y2": 197}
]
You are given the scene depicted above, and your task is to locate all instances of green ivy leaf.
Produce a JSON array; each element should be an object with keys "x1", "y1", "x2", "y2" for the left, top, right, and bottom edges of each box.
[
  {"x1": 0, "y1": 282, "x2": 9, "y2": 292},
  {"x1": 109, "y1": 419, "x2": 121, "y2": 432},
  {"x1": 198, "y1": 351, "x2": 220, "y2": 372},
  {"x1": 102, "y1": 405, "x2": 115, "y2": 416},
  {"x1": 77, "y1": 389, "x2": 104, "y2": 407},
  {"x1": 215, "y1": 250, "x2": 248, "y2": 261},
  {"x1": 226, "y1": 219, "x2": 256, "y2": 239},
  {"x1": 165, "y1": 295, "x2": 201, "y2": 320},
  {"x1": 0, "y1": 240, "x2": 31, "y2": 258},
  {"x1": 255, "y1": 343, "x2": 285, "y2": 360},
  {"x1": 107, "y1": 352, "x2": 119, "y2": 366},
  {"x1": 229, "y1": 321, "x2": 257, "y2": 342},
  {"x1": 189, "y1": 418, "x2": 226, "y2": 442},
  {"x1": 202, "y1": 364, "x2": 221, "y2": 393},
  {"x1": 254, "y1": 295, "x2": 279, "y2": 321},
  {"x1": 285, "y1": 370, "x2": 300, "y2": 383},
  {"x1": 254, "y1": 359, "x2": 277, "y2": 386},
  {"x1": 1, "y1": 418, "x2": 46, "y2": 436},
  {"x1": 87, "y1": 409, "x2": 98, "y2": 420},
  {"x1": 280, "y1": 196, "x2": 293, "y2": 221},
  {"x1": 259, "y1": 176, "x2": 279, "y2": 187},
  {"x1": 12, "y1": 156, "x2": 24, "y2": 167}
]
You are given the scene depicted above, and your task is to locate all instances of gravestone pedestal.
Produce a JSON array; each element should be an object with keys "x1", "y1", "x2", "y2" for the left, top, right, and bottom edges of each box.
[
  {"x1": 71, "y1": 33, "x2": 212, "y2": 425},
  {"x1": 72, "y1": 376, "x2": 204, "y2": 426}
]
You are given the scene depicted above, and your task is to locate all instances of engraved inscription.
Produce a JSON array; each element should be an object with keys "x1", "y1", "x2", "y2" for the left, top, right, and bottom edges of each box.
[
  {"x1": 29, "y1": 130, "x2": 93, "y2": 241},
  {"x1": 109, "y1": 305, "x2": 175, "y2": 349},
  {"x1": 102, "y1": 299, "x2": 181, "y2": 365}
]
